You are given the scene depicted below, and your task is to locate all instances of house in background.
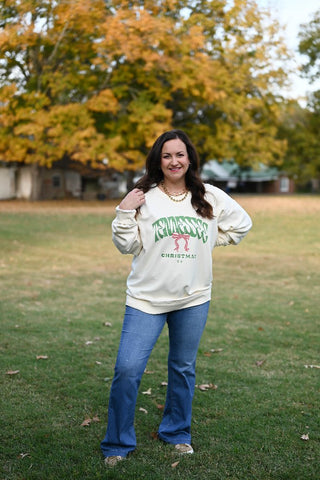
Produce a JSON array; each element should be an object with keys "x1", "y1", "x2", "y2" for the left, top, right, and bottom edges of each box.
[
  {"x1": 0, "y1": 165, "x2": 16, "y2": 199},
  {"x1": 201, "y1": 160, "x2": 295, "y2": 194},
  {"x1": 0, "y1": 162, "x2": 127, "y2": 200},
  {"x1": 0, "y1": 158, "x2": 295, "y2": 201},
  {"x1": 0, "y1": 164, "x2": 83, "y2": 200}
]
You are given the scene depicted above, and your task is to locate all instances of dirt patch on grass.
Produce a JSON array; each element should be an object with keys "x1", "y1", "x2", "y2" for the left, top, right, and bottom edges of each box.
[{"x1": 0, "y1": 195, "x2": 319, "y2": 215}]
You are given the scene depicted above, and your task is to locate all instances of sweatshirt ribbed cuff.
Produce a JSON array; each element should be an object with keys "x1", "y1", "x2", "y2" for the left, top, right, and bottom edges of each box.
[{"x1": 115, "y1": 207, "x2": 137, "y2": 223}]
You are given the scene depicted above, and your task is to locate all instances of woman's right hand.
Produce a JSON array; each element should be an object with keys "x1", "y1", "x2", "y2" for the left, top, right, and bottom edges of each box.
[{"x1": 118, "y1": 188, "x2": 146, "y2": 210}]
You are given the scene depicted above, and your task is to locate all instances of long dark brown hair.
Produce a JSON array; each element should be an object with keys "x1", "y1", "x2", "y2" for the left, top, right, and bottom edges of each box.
[{"x1": 135, "y1": 130, "x2": 213, "y2": 219}]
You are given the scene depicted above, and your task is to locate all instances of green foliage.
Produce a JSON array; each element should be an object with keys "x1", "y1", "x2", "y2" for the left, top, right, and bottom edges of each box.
[
  {"x1": 278, "y1": 100, "x2": 320, "y2": 184},
  {"x1": 278, "y1": 9, "x2": 320, "y2": 185},
  {"x1": 299, "y1": 9, "x2": 320, "y2": 82},
  {"x1": 0, "y1": 0, "x2": 290, "y2": 171},
  {"x1": 1, "y1": 197, "x2": 320, "y2": 479}
]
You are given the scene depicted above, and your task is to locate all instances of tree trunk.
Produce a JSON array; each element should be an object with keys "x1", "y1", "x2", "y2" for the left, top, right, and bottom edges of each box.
[
  {"x1": 126, "y1": 170, "x2": 136, "y2": 192},
  {"x1": 30, "y1": 164, "x2": 41, "y2": 201}
]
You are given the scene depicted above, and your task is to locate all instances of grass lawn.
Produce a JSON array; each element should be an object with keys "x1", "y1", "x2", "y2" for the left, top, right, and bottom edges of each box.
[{"x1": 0, "y1": 196, "x2": 319, "y2": 480}]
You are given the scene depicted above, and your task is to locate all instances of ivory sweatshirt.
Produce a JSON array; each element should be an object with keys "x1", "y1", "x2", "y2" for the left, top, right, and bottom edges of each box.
[{"x1": 112, "y1": 184, "x2": 252, "y2": 314}]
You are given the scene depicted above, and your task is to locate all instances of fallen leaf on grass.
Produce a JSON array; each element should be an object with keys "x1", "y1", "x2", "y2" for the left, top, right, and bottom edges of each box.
[
  {"x1": 204, "y1": 352, "x2": 212, "y2": 357},
  {"x1": 36, "y1": 355, "x2": 48, "y2": 360},
  {"x1": 5, "y1": 370, "x2": 19, "y2": 375},
  {"x1": 95, "y1": 361, "x2": 102, "y2": 365},
  {"x1": 255, "y1": 360, "x2": 265, "y2": 367},
  {"x1": 142, "y1": 388, "x2": 152, "y2": 395},
  {"x1": 156, "y1": 404, "x2": 164, "y2": 410},
  {"x1": 144, "y1": 369, "x2": 155, "y2": 374},
  {"x1": 210, "y1": 348, "x2": 223, "y2": 353},
  {"x1": 139, "y1": 407, "x2": 148, "y2": 414},
  {"x1": 103, "y1": 322, "x2": 112, "y2": 327},
  {"x1": 301, "y1": 433, "x2": 309, "y2": 441},
  {"x1": 304, "y1": 365, "x2": 320, "y2": 369},
  {"x1": 171, "y1": 461, "x2": 180, "y2": 468},
  {"x1": 81, "y1": 418, "x2": 91, "y2": 427},
  {"x1": 85, "y1": 338, "x2": 101, "y2": 345},
  {"x1": 161, "y1": 381, "x2": 168, "y2": 386},
  {"x1": 18, "y1": 453, "x2": 30, "y2": 459},
  {"x1": 80, "y1": 416, "x2": 100, "y2": 427},
  {"x1": 197, "y1": 383, "x2": 218, "y2": 391}
]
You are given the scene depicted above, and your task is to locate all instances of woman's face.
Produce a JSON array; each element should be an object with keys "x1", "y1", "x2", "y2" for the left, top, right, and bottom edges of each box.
[{"x1": 160, "y1": 138, "x2": 190, "y2": 184}]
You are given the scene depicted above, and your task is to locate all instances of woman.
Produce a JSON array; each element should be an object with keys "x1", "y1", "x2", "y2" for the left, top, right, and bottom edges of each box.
[{"x1": 101, "y1": 130, "x2": 252, "y2": 467}]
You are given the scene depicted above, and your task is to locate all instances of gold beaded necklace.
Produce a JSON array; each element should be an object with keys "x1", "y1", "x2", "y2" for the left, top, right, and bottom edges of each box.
[{"x1": 160, "y1": 181, "x2": 188, "y2": 202}]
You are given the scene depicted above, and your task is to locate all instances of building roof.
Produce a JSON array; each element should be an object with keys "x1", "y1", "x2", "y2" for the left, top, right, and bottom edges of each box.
[{"x1": 201, "y1": 160, "x2": 279, "y2": 183}]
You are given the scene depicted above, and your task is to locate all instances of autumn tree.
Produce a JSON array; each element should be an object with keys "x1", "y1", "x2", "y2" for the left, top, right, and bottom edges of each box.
[
  {"x1": 277, "y1": 100, "x2": 319, "y2": 187},
  {"x1": 299, "y1": 9, "x2": 320, "y2": 82},
  {"x1": 294, "y1": 9, "x2": 320, "y2": 186},
  {"x1": 167, "y1": 0, "x2": 289, "y2": 167},
  {"x1": 0, "y1": 0, "x2": 290, "y2": 181},
  {"x1": 0, "y1": 0, "x2": 121, "y2": 170}
]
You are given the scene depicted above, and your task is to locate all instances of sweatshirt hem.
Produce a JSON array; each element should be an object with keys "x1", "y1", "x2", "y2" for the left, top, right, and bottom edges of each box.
[{"x1": 125, "y1": 291, "x2": 211, "y2": 314}]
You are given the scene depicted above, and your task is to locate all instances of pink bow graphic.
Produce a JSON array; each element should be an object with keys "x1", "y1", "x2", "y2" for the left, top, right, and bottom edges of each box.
[{"x1": 172, "y1": 233, "x2": 190, "y2": 252}]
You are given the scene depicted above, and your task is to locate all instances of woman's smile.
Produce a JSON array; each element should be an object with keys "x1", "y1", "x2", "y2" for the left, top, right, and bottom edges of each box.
[{"x1": 161, "y1": 138, "x2": 190, "y2": 184}]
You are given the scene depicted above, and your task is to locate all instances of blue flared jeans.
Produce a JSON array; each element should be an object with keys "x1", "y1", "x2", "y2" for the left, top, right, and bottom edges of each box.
[{"x1": 100, "y1": 301, "x2": 209, "y2": 458}]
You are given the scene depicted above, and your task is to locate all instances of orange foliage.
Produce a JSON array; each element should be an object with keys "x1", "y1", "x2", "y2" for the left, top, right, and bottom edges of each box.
[{"x1": 0, "y1": 0, "x2": 289, "y2": 170}]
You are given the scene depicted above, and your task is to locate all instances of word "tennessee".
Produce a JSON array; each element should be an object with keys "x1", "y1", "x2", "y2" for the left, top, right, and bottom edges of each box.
[{"x1": 152, "y1": 216, "x2": 208, "y2": 243}]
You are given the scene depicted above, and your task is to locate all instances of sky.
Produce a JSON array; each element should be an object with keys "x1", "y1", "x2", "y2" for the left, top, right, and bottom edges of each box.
[{"x1": 260, "y1": 0, "x2": 320, "y2": 103}]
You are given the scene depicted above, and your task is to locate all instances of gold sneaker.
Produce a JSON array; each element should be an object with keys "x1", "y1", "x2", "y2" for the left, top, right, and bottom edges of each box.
[
  {"x1": 104, "y1": 455, "x2": 125, "y2": 467},
  {"x1": 175, "y1": 443, "x2": 194, "y2": 454}
]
